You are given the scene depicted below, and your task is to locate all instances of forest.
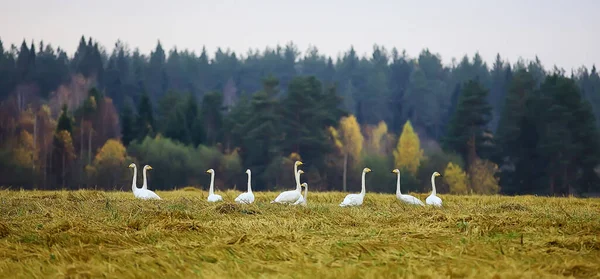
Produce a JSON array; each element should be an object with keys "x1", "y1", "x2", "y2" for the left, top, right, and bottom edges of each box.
[{"x1": 1, "y1": 36, "x2": 599, "y2": 196}]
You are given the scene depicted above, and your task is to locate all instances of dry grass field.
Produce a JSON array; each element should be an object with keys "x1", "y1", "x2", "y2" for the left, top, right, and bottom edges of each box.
[{"x1": 0, "y1": 189, "x2": 599, "y2": 278}]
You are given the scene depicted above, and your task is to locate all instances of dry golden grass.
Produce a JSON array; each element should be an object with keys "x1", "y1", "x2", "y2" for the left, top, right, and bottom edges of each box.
[{"x1": 1, "y1": 189, "x2": 599, "y2": 278}]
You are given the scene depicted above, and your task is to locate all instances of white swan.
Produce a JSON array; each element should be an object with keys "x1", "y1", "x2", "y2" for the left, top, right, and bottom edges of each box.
[
  {"x1": 340, "y1": 167, "x2": 371, "y2": 207},
  {"x1": 426, "y1": 171, "x2": 443, "y2": 207},
  {"x1": 206, "y1": 169, "x2": 223, "y2": 202},
  {"x1": 235, "y1": 169, "x2": 255, "y2": 204},
  {"x1": 292, "y1": 182, "x2": 308, "y2": 206},
  {"x1": 293, "y1": 169, "x2": 305, "y2": 202},
  {"x1": 129, "y1": 163, "x2": 161, "y2": 200},
  {"x1": 393, "y1": 169, "x2": 424, "y2": 206},
  {"x1": 271, "y1": 161, "x2": 303, "y2": 204}
]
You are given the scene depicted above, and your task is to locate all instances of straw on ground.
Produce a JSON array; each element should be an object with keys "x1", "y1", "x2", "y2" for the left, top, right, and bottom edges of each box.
[{"x1": 0, "y1": 189, "x2": 599, "y2": 278}]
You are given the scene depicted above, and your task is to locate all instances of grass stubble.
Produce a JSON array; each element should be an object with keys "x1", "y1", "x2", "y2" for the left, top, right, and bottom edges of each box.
[{"x1": 0, "y1": 188, "x2": 599, "y2": 279}]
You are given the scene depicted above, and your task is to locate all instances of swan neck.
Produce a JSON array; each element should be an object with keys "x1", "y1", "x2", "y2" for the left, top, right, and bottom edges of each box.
[
  {"x1": 142, "y1": 167, "x2": 148, "y2": 189},
  {"x1": 131, "y1": 166, "x2": 138, "y2": 191},
  {"x1": 247, "y1": 172, "x2": 252, "y2": 193},
  {"x1": 304, "y1": 184, "x2": 308, "y2": 199},
  {"x1": 361, "y1": 171, "x2": 366, "y2": 195},
  {"x1": 431, "y1": 174, "x2": 437, "y2": 196},
  {"x1": 294, "y1": 165, "x2": 300, "y2": 191},
  {"x1": 209, "y1": 172, "x2": 215, "y2": 195},
  {"x1": 396, "y1": 172, "x2": 401, "y2": 196}
]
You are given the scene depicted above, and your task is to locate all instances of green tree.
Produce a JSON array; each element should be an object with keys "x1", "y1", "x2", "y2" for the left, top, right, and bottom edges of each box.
[
  {"x1": 495, "y1": 69, "x2": 539, "y2": 194},
  {"x1": 488, "y1": 54, "x2": 512, "y2": 132},
  {"x1": 238, "y1": 76, "x2": 284, "y2": 189},
  {"x1": 280, "y1": 76, "x2": 344, "y2": 182},
  {"x1": 200, "y1": 91, "x2": 224, "y2": 145},
  {"x1": 56, "y1": 104, "x2": 74, "y2": 133},
  {"x1": 120, "y1": 100, "x2": 135, "y2": 146},
  {"x1": 136, "y1": 90, "x2": 155, "y2": 140},
  {"x1": 536, "y1": 74, "x2": 600, "y2": 194},
  {"x1": 443, "y1": 79, "x2": 493, "y2": 167}
]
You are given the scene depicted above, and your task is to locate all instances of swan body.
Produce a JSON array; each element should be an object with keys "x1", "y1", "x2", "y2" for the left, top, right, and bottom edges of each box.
[
  {"x1": 271, "y1": 161, "x2": 303, "y2": 204},
  {"x1": 235, "y1": 169, "x2": 255, "y2": 204},
  {"x1": 340, "y1": 168, "x2": 371, "y2": 207},
  {"x1": 392, "y1": 169, "x2": 424, "y2": 206},
  {"x1": 129, "y1": 163, "x2": 161, "y2": 200},
  {"x1": 206, "y1": 169, "x2": 223, "y2": 202},
  {"x1": 426, "y1": 172, "x2": 443, "y2": 207}
]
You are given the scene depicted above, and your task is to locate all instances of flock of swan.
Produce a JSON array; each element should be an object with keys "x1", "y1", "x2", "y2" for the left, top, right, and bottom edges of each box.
[{"x1": 127, "y1": 161, "x2": 444, "y2": 207}]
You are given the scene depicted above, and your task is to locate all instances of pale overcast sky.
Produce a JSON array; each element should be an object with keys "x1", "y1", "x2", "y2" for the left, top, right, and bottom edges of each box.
[{"x1": 1, "y1": 0, "x2": 598, "y2": 71}]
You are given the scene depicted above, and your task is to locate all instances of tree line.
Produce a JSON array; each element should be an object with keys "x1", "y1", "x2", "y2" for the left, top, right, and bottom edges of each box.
[{"x1": 0, "y1": 36, "x2": 599, "y2": 196}]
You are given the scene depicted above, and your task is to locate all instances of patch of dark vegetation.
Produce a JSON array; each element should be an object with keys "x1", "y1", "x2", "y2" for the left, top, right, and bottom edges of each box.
[
  {"x1": 0, "y1": 222, "x2": 9, "y2": 238},
  {"x1": 499, "y1": 203, "x2": 529, "y2": 211},
  {"x1": 216, "y1": 203, "x2": 238, "y2": 214}
]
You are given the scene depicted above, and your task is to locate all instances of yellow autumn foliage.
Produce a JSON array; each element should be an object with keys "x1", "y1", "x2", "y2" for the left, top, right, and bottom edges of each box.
[
  {"x1": 338, "y1": 115, "x2": 364, "y2": 160},
  {"x1": 86, "y1": 139, "x2": 129, "y2": 187},
  {"x1": 12, "y1": 130, "x2": 36, "y2": 168},
  {"x1": 92, "y1": 139, "x2": 127, "y2": 166},
  {"x1": 469, "y1": 158, "x2": 501, "y2": 195},
  {"x1": 288, "y1": 152, "x2": 302, "y2": 162},
  {"x1": 444, "y1": 162, "x2": 469, "y2": 194},
  {"x1": 367, "y1": 121, "x2": 388, "y2": 154},
  {"x1": 393, "y1": 120, "x2": 423, "y2": 175},
  {"x1": 328, "y1": 127, "x2": 343, "y2": 150}
]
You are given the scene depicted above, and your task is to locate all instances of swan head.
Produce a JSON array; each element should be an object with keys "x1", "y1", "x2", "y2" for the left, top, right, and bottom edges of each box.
[
  {"x1": 128, "y1": 163, "x2": 135, "y2": 168},
  {"x1": 301, "y1": 182, "x2": 308, "y2": 188},
  {"x1": 295, "y1": 161, "x2": 303, "y2": 166},
  {"x1": 144, "y1": 165, "x2": 153, "y2": 170},
  {"x1": 246, "y1": 169, "x2": 251, "y2": 174},
  {"x1": 206, "y1": 169, "x2": 214, "y2": 174},
  {"x1": 363, "y1": 167, "x2": 372, "y2": 173},
  {"x1": 298, "y1": 170, "x2": 304, "y2": 175},
  {"x1": 392, "y1": 169, "x2": 400, "y2": 174},
  {"x1": 433, "y1": 171, "x2": 442, "y2": 177}
]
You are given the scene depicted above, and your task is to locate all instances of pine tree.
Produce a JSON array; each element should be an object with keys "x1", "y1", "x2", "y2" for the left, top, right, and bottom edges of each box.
[
  {"x1": 136, "y1": 91, "x2": 155, "y2": 140},
  {"x1": 536, "y1": 74, "x2": 600, "y2": 194},
  {"x1": 443, "y1": 79, "x2": 493, "y2": 167},
  {"x1": 281, "y1": 76, "x2": 343, "y2": 173},
  {"x1": 239, "y1": 77, "x2": 284, "y2": 188},
  {"x1": 495, "y1": 69, "x2": 539, "y2": 194},
  {"x1": 52, "y1": 105, "x2": 76, "y2": 188},
  {"x1": 119, "y1": 100, "x2": 135, "y2": 146},
  {"x1": 488, "y1": 54, "x2": 511, "y2": 132},
  {"x1": 56, "y1": 104, "x2": 73, "y2": 133},
  {"x1": 200, "y1": 91, "x2": 224, "y2": 145}
]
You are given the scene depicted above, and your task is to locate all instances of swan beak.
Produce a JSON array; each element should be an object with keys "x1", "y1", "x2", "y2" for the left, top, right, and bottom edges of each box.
[
  {"x1": 297, "y1": 161, "x2": 303, "y2": 166},
  {"x1": 206, "y1": 170, "x2": 210, "y2": 173},
  {"x1": 147, "y1": 166, "x2": 153, "y2": 170}
]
